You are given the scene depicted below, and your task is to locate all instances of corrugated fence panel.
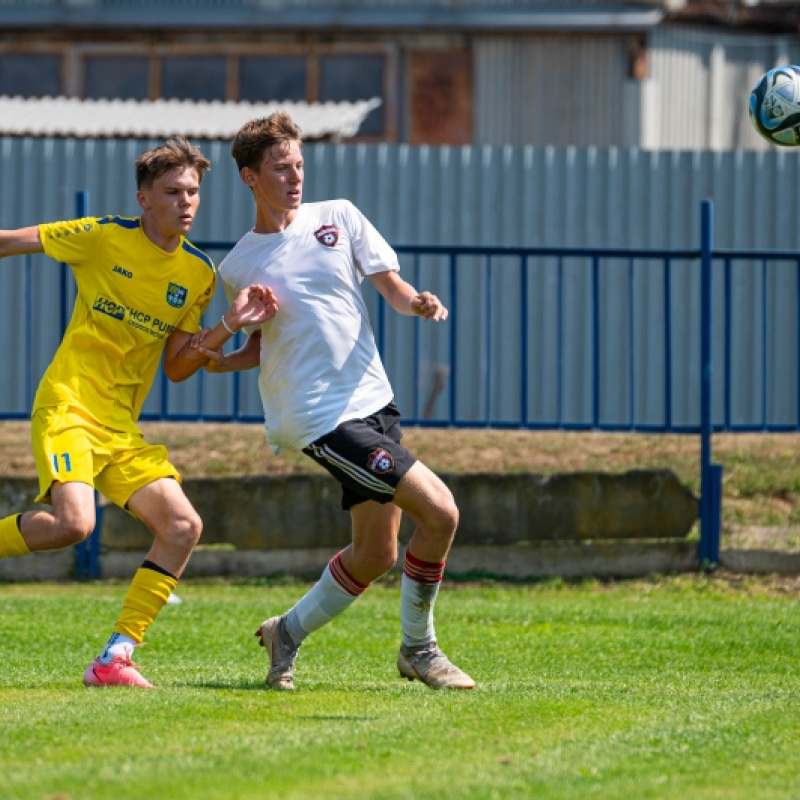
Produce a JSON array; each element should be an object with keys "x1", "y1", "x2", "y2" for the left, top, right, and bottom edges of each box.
[{"x1": 3, "y1": 137, "x2": 800, "y2": 429}]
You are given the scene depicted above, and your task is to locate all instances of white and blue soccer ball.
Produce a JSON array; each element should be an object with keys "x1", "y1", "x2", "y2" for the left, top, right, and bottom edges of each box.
[{"x1": 749, "y1": 65, "x2": 800, "y2": 146}]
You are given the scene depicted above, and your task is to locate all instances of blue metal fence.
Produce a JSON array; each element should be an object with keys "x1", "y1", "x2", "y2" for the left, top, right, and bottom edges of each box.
[{"x1": 9, "y1": 193, "x2": 800, "y2": 576}]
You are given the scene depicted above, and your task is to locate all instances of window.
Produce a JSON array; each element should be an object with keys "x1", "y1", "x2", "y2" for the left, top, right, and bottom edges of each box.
[
  {"x1": 162, "y1": 56, "x2": 226, "y2": 101},
  {"x1": 0, "y1": 45, "x2": 394, "y2": 140},
  {"x1": 240, "y1": 56, "x2": 306, "y2": 103},
  {"x1": 319, "y1": 55, "x2": 384, "y2": 136},
  {"x1": 0, "y1": 55, "x2": 60, "y2": 98},
  {"x1": 85, "y1": 56, "x2": 148, "y2": 101}
]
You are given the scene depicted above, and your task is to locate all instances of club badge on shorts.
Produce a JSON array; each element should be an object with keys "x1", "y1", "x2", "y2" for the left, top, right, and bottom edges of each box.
[
  {"x1": 367, "y1": 447, "x2": 394, "y2": 474},
  {"x1": 314, "y1": 224, "x2": 339, "y2": 247}
]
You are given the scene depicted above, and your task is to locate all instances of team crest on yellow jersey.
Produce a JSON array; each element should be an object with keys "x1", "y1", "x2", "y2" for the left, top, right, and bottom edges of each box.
[{"x1": 166, "y1": 282, "x2": 188, "y2": 308}]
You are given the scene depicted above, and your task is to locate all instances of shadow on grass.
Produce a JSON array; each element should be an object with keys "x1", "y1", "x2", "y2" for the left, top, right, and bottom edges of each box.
[
  {"x1": 295, "y1": 714, "x2": 376, "y2": 721},
  {"x1": 187, "y1": 680, "x2": 268, "y2": 691}
]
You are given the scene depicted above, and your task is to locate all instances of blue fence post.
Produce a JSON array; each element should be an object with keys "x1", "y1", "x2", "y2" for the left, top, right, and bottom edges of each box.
[
  {"x1": 72, "y1": 190, "x2": 103, "y2": 581},
  {"x1": 698, "y1": 199, "x2": 721, "y2": 569},
  {"x1": 709, "y1": 463, "x2": 723, "y2": 566}
]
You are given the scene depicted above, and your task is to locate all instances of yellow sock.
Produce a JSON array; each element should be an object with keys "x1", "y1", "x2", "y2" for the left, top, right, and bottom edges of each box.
[
  {"x1": 0, "y1": 514, "x2": 29, "y2": 558},
  {"x1": 113, "y1": 563, "x2": 177, "y2": 644}
]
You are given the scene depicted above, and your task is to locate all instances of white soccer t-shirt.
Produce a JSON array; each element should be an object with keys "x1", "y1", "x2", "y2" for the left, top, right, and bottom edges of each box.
[{"x1": 219, "y1": 199, "x2": 397, "y2": 452}]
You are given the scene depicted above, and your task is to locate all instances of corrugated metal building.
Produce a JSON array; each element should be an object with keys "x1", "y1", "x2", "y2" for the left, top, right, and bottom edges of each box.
[
  {"x1": 1, "y1": 0, "x2": 798, "y2": 148},
  {"x1": 475, "y1": 23, "x2": 800, "y2": 149}
]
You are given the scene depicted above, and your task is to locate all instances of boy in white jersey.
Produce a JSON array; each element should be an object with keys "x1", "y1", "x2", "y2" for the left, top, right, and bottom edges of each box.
[
  {"x1": 0, "y1": 137, "x2": 276, "y2": 688},
  {"x1": 193, "y1": 112, "x2": 474, "y2": 691}
]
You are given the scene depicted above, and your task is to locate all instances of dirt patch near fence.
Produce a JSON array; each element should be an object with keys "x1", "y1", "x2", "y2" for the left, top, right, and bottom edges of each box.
[{"x1": 0, "y1": 420, "x2": 705, "y2": 479}]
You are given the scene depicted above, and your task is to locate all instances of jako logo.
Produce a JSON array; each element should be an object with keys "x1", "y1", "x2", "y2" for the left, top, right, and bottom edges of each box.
[{"x1": 113, "y1": 265, "x2": 133, "y2": 278}]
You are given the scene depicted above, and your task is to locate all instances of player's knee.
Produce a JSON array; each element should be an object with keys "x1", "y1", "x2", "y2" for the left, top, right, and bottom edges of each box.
[
  {"x1": 371, "y1": 548, "x2": 398, "y2": 576},
  {"x1": 56, "y1": 517, "x2": 95, "y2": 546},
  {"x1": 353, "y1": 543, "x2": 397, "y2": 579},
  {"x1": 170, "y1": 510, "x2": 203, "y2": 551},
  {"x1": 427, "y1": 491, "x2": 459, "y2": 539},
  {"x1": 443, "y1": 493, "x2": 459, "y2": 530},
  {"x1": 401, "y1": 466, "x2": 459, "y2": 537}
]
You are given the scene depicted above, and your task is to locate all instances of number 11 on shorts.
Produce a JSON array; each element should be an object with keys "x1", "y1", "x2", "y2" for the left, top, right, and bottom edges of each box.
[{"x1": 52, "y1": 453, "x2": 72, "y2": 473}]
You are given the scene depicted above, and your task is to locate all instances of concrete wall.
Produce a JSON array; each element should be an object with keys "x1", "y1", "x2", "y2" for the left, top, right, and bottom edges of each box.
[{"x1": 0, "y1": 469, "x2": 699, "y2": 582}]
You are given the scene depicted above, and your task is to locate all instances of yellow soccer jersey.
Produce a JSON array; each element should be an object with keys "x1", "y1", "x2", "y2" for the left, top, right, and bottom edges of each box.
[{"x1": 35, "y1": 215, "x2": 215, "y2": 431}]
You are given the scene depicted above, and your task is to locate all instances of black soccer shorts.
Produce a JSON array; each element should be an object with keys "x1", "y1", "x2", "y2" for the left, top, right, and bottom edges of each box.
[{"x1": 302, "y1": 401, "x2": 417, "y2": 510}]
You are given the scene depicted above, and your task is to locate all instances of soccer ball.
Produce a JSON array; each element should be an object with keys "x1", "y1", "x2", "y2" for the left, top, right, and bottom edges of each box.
[{"x1": 749, "y1": 65, "x2": 800, "y2": 146}]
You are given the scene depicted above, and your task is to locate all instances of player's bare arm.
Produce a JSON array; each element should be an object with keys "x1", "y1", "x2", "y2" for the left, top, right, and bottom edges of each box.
[
  {"x1": 369, "y1": 269, "x2": 448, "y2": 322},
  {"x1": 0, "y1": 226, "x2": 44, "y2": 258},
  {"x1": 163, "y1": 285, "x2": 275, "y2": 381},
  {"x1": 192, "y1": 328, "x2": 262, "y2": 374}
]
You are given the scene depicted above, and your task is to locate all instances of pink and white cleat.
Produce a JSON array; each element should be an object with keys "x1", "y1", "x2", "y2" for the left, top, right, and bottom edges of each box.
[{"x1": 83, "y1": 651, "x2": 154, "y2": 689}]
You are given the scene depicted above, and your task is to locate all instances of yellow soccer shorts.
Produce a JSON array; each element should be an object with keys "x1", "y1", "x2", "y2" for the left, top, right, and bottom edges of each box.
[{"x1": 31, "y1": 406, "x2": 181, "y2": 509}]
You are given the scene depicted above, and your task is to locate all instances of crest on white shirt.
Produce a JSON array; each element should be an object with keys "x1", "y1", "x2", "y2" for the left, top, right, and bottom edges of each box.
[{"x1": 314, "y1": 224, "x2": 339, "y2": 247}]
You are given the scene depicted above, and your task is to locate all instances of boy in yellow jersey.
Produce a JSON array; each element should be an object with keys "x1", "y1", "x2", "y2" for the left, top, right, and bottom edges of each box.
[{"x1": 0, "y1": 137, "x2": 277, "y2": 688}]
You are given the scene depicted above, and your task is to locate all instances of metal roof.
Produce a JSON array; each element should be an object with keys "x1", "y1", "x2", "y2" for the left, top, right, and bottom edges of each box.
[
  {"x1": 0, "y1": 3, "x2": 664, "y2": 31},
  {"x1": 0, "y1": 95, "x2": 382, "y2": 140}
]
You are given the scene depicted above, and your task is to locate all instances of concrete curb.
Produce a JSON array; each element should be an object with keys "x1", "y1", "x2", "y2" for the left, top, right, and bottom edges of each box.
[
  {"x1": 0, "y1": 549, "x2": 73, "y2": 581},
  {"x1": 719, "y1": 548, "x2": 800, "y2": 575},
  {"x1": 103, "y1": 541, "x2": 701, "y2": 581},
  {"x1": 5, "y1": 543, "x2": 798, "y2": 583}
]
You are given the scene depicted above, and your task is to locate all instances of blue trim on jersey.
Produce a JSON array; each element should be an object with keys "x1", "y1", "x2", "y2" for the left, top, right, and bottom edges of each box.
[
  {"x1": 182, "y1": 240, "x2": 214, "y2": 270},
  {"x1": 97, "y1": 215, "x2": 141, "y2": 229}
]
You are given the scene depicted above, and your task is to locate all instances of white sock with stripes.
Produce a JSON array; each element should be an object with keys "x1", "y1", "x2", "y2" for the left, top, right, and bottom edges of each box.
[
  {"x1": 285, "y1": 551, "x2": 367, "y2": 644},
  {"x1": 400, "y1": 551, "x2": 445, "y2": 647}
]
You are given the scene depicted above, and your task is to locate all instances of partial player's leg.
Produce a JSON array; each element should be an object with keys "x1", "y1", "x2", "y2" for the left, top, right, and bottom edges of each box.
[
  {"x1": 84, "y1": 440, "x2": 202, "y2": 689},
  {"x1": 0, "y1": 481, "x2": 96, "y2": 557},
  {"x1": 253, "y1": 409, "x2": 404, "y2": 690},
  {"x1": 255, "y1": 546, "x2": 370, "y2": 690},
  {"x1": 127, "y1": 476, "x2": 203, "y2": 579},
  {"x1": 392, "y1": 461, "x2": 475, "y2": 690},
  {"x1": 255, "y1": 500, "x2": 400, "y2": 690},
  {"x1": 254, "y1": 403, "x2": 471, "y2": 690},
  {"x1": 0, "y1": 407, "x2": 102, "y2": 558}
]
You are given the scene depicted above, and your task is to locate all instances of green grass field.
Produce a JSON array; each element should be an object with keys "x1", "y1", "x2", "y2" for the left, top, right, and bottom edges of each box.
[{"x1": 1, "y1": 576, "x2": 799, "y2": 800}]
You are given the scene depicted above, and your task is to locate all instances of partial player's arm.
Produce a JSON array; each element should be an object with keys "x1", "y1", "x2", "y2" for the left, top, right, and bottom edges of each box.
[
  {"x1": 191, "y1": 328, "x2": 262, "y2": 374},
  {"x1": 0, "y1": 226, "x2": 44, "y2": 258},
  {"x1": 369, "y1": 269, "x2": 448, "y2": 321},
  {"x1": 163, "y1": 284, "x2": 276, "y2": 382}
]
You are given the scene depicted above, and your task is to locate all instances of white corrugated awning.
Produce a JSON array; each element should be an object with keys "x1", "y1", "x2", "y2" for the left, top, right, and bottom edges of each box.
[{"x1": 0, "y1": 95, "x2": 382, "y2": 140}]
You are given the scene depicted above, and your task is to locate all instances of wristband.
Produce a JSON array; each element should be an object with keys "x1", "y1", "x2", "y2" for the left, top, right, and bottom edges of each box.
[{"x1": 221, "y1": 314, "x2": 236, "y2": 335}]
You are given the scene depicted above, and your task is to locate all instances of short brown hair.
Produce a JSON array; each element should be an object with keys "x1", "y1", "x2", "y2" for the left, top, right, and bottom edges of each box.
[
  {"x1": 231, "y1": 112, "x2": 303, "y2": 172},
  {"x1": 135, "y1": 137, "x2": 211, "y2": 189}
]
